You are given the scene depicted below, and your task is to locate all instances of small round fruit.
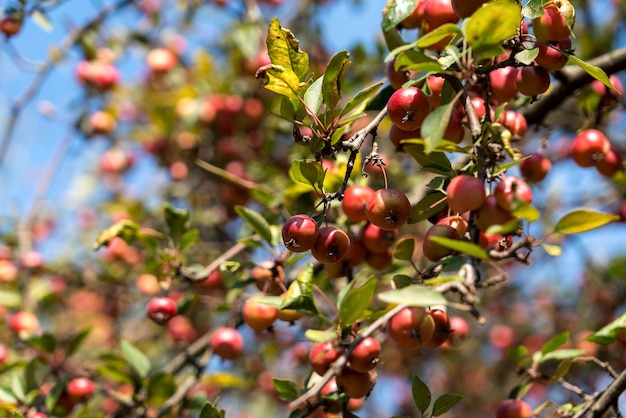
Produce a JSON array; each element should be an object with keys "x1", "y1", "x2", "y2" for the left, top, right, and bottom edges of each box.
[
  {"x1": 475, "y1": 195, "x2": 515, "y2": 231},
  {"x1": 282, "y1": 214, "x2": 319, "y2": 253},
  {"x1": 591, "y1": 74, "x2": 624, "y2": 107},
  {"x1": 490, "y1": 66, "x2": 519, "y2": 103},
  {"x1": 387, "y1": 58, "x2": 413, "y2": 90},
  {"x1": 423, "y1": 0, "x2": 459, "y2": 28},
  {"x1": 210, "y1": 327, "x2": 244, "y2": 360},
  {"x1": 388, "y1": 306, "x2": 436, "y2": 349},
  {"x1": 496, "y1": 399, "x2": 533, "y2": 418},
  {"x1": 532, "y1": 1, "x2": 572, "y2": 43},
  {"x1": 319, "y1": 378, "x2": 343, "y2": 413},
  {"x1": 426, "y1": 75, "x2": 446, "y2": 109},
  {"x1": 446, "y1": 175, "x2": 485, "y2": 213},
  {"x1": 309, "y1": 341, "x2": 345, "y2": 376},
  {"x1": 519, "y1": 153, "x2": 551, "y2": 183},
  {"x1": 516, "y1": 66, "x2": 551, "y2": 97},
  {"x1": 389, "y1": 124, "x2": 420, "y2": 151},
  {"x1": 571, "y1": 129, "x2": 611, "y2": 168},
  {"x1": 595, "y1": 147, "x2": 623, "y2": 177},
  {"x1": 147, "y1": 48, "x2": 177, "y2": 73},
  {"x1": 424, "y1": 309, "x2": 451, "y2": 348},
  {"x1": 89, "y1": 111, "x2": 117, "y2": 135},
  {"x1": 400, "y1": 0, "x2": 427, "y2": 29},
  {"x1": 336, "y1": 367, "x2": 375, "y2": 399},
  {"x1": 451, "y1": 0, "x2": 488, "y2": 18},
  {"x1": 423, "y1": 224, "x2": 461, "y2": 262},
  {"x1": 494, "y1": 176, "x2": 533, "y2": 212},
  {"x1": 535, "y1": 38, "x2": 571, "y2": 72},
  {"x1": 311, "y1": 227, "x2": 351, "y2": 264},
  {"x1": 146, "y1": 296, "x2": 178, "y2": 325},
  {"x1": 448, "y1": 315, "x2": 470, "y2": 346},
  {"x1": 365, "y1": 189, "x2": 411, "y2": 231},
  {"x1": 242, "y1": 296, "x2": 278, "y2": 331},
  {"x1": 348, "y1": 337, "x2": 381, "y2": 373},
  {"x1": 436, "y1": 215, "x2": 468, "y2": 237},
  {"x1": 67, "y1": 377, "x2": 95, "y2": 401},
  {"x1": 387, "y1": 87, "x2": 431, "y2": 132},
  {"x1": 360, "y1": 223, "x2": 398, "y2": 254},
  {"x1": 365, "y1": 248, "x2": 393, "y2": 270},
  {"x1": 9, "y1": 311, "x2": 39, "y2": 334},
  {"x1": 342, "y1": 185, "x2": 375, "y2": 222}
]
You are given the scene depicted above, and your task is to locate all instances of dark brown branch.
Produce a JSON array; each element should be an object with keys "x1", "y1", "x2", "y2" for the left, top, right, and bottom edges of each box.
[
  {"x1": 523, "y1": 46, "x2": 626, "y2": 125},
  {"x1": 587, "y1": 368, "x2": 626, "y2": 418}
]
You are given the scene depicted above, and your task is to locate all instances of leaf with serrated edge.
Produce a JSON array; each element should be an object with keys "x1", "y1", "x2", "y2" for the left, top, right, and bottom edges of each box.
[
  {"x1": 378, "y1": 284, "x2": 447, "y2": 306},
  {"x1": 554, "y1": 209, "x2": 619, "y2": 234}
]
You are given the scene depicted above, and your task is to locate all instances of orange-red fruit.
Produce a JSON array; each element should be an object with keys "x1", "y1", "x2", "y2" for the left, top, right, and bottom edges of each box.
[
  {"x1": 451, "y1": 0, "x2": 488, "y2": 18},
  {"x1": 309, "y1": 341, "x2": 345, "y2": 376},
  {"x1": 423, "y1": 224, "x2": 461, "y2": 262},
  {"x1": 311, "y1": 227, "x2": 351, "y2": 264},
  {"x1": 571, "y1": 129, "x2": 611, "y2": 168},
  {"x1": 387, "y1": 87, "x2": 431, "y2": 132},
  {"x1": 400, "y1": 0, "x2": 427, "y2": 28},
  {"x1": 365, "y1": 189, "x2": 412, "y2": 231},
  {"x1": 475, "y1": 195, "x2": 515, "y2": 231},
  {"x1": 348, "y1": 337, "x2": 381, "y2": 373},
  {"x1": 146, "y1": 296, "x2": 178, "y2": 325},
  {"x1": 210, "y1": 327, "x2": 244, "y2": 360},
  {"x1": 591, "y1": 74, "x2": 624, "y2": 107},
  {"x1": 0, "y1": 16, "x2": 22, "y2": 37},
  {"x1": 147, "y1": 48, "x2": 177, "y2": 72},
  {"x1": 67, "y1": 377, "x2": 95, "y2": 401},
  {"x1": 516, "y1": 66, "x2": 551, "y2": 96},
  {"x1": 365, "y1": 248, "x2": 393, "y2": 270},
  {"x1": 424, "y1": 309, "x2": 451, "y2": 348},
  {"x1": 242, "y1": 297, "x2": 278, "y2": 331},
  {"x1": 336, "y1": 367, "x2": 375, "y2": 398},
  {"x1": 446, "y1": 175, "x2": 486, "y2": 213},
  {"x1": 9, "y1": 311, "x2": 39, "y2": 334},
  {"x1": 387, "y1": 58, "x2": 413, "y2": 90},
  {"x1": 535, "y1": 38, "x2": 571, "y2": 72},
  {"x1": 388, "y1": 306, "x2": 436, "y2": 349},
  {"x1": 423, "y1": 0, "x2": 460, "y2": 29},
  {"x1": 436, "y1": 215, "x2": 468, "y2": 237},
  {"x1": 360, "y1": 223, "x2": 398, "y2": 254},
  {"x1": 89, "y1": 111, "x2": 116, "y2": 135},
  {"x1": 342, "y1": 185, "x2": 375, "y2": 222},
  {"x1": 496, "y1": 399, "x2": 533, "y2": 418},
  {"x1": 490, "y1": 67, "x2": 519, "y2": 103},
  {"x1": 282, "y1": 214, "x2": 319, "y2": 252},
  {"x1": 532, "y1": 1, "x2": 571, "y2": 43},
  {"x1": 494, "y1": 176, "x2": 533, "y2": 212},
  {"x1": 389, "y1": 124, "x2": 420, "y2": 151},
  {"x1": 426, "y1": 75, "x2": 446, "y2": 109},
  {"x1": 520, "y1": 153, "x2": 551, "y2": 183},
  {"x1": 595, "y1": 147, "x2": 623, "y2": 177}
]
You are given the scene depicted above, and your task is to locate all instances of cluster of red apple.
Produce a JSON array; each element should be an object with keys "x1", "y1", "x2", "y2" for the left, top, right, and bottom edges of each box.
[
  {"x1": 571, "y1": 129, "x2": 623, "y2": 177},
  {"x1": 75, "y1": 54, "x2": 120, "y2": 92}
]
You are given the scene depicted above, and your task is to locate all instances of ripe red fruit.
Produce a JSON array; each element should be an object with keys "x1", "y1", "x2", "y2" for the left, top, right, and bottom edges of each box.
[
  {"x1": 436, "y1": 215, "x2": 468, "y2": 237},
  {"x1": 571, "y1": 129, "x2": 611, "y2": 167},
  {"x1": 424, "y1": 309, "x2": 451, "y2": 348},
  {"x1": 282, "y1": 214, "x2": 319, "y2": 252},
  {"x1": 451, "y1": 0, "x2": 487, "y2": 18},
  {"x1": 9, "y1": 311, "x2": 39, "y2": 334},
  {"x1": 388, "y1": 306, "x2": 436, "y2": 349},
  {"x1": 447, "y1": 315, "x2": 470, "y2": 346},
  {"x1": 242, "y1": 296, "x2": 278, "y2": 331},
  {"x1": 349, "y1": 337, "x2": 381, "y2": 373},
  {"x1": 210, "y1": 327, "x2": 244, "y2": 360},
  {"x1": 365, "y1": 189, "x2": 412, "y2": 231},
  {"x1": 535, "y1": 38, "x2": 571, "y2": 72},
  {"x1": 496, "y1": 399, "x2": 533, "y2": 418},
  {"x1": 67, "y1": 377, "x2": 95, "y2": 401},
  {"x1": 423, "y1": 224, "x2": 461, "y2": 262},
  {"x1": 400, "y1": 0, "x2": 427, "y2": 29},
  {"x1": 309, "y1": 341, "x2": 345, "y2": 376},
  {"x1": 89, "y1": 111, "x2": 116, "y2": 135},
  {"x1": 426, "y1": 75, "x2": 446, "y2": 109},
  {"x1": 479, "y1": 232, "x2": 513, "y2": 251},
  {"x1": 311, "y1": 227, "x2": 351, "y2": 264},
  {"x1": 365, "y1": 248, "x2": 393, "y2": 270},
  {"x1": 475, "y1": 195, "x2": 515, "y2": 231},
  {"x1": 147, "y1": 48, "x2": 177, "y2": 73},
  {"x1": 520, "y1": 153, "x2": 551, "y2": 183},
  {"x1": 503, "y1": 109, "x2": 529, "y2": 138},
  {"x1": 591, "y1": 74, "x2": 624, "y2": 107},
  {"x1": 387, "y1": 58, "x2": 413, "y2": 90},
  {"x1": 389, "y1": 124, "x2": 420, "y2": 151},
  {"x1": 494, "y1": 176, "x2": 533, "y2": 212},
  {"x1": 360, "y1": 223, "x2": 398, "y2": 254},
  {"x1": 146, "y1": 296, "x2": 178, "y2": 325},
  {"x1": 0, "y1": 344, "x2": 8, "y2": 363},
  {"x1": 532, "y1": 1, "x2": 572, "y2": 43},
  {"x1": 446, "y1": 175, "x2": 486, "y2": 213},
  {"x1": 595, "y1": 147, "x2": 623, "y2": 177},
  {"x1": 387, "y1": 87, "x2": 431, "y2": 132},
  {"x1": 336, "y1": 367, "x2": 375, "y2": 399},
  {"x1": 490, "y1": 66, "x2": 520, "y2": 103},
  {"x1": 516, "y1": 66, "x2": 551, "y2": 96},
  {"x1": 423, "y1": 0, "x2": 460, "y2": 29},
  {"x1": 342, "y1": 185, "x2": 375, "y2": 222},
  {"x1": 0, "y1": 16, "x2": 22, "y2": 37},
  {"x1": 444, "y1": 111, "x2": 466, "y2": 144}
]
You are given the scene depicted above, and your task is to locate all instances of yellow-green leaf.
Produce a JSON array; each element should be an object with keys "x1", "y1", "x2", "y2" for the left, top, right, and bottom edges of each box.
[
  {"x1": 465, "y1": 0, "x2": 521, "y2": 56},
  {"x1": 378, "y1": 284, "x2": 447, "y2": 306},
  {"x1": 266, "y1": 17, "x2": 309, "y2": 81},
  {"x1": 565, "y1": 53, "x2": 619, "y2": 92},
  {"x1": 427, "y1": 236, "x2": 489, "y2": 260},
  {"x1": 554, "y1": 209, "x2": 619, "y2": 234}
]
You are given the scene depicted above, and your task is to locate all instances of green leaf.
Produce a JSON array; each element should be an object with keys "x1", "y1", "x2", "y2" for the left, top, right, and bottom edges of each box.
[
  {"x1": 549, "y1": 359, "x2": 573, "y2": 383},
  {"x1": 281, "y1": 263, "x2": 318, "y2": 315},
  {"x1": 163, "y1": 202, "x2": 190, "y2": 242},
  {"x1": 382, "y1": 0, "x2": 417, "y2": 31},
  {"x1": 338, "y1": 276, "x2": 377, "y2": 326},
  {"x1": 266, "y1": 17, "x2": 309, "y2": 81},
  {"x1": 541, "y1": 349, "x2": 586, "y2": 363},
  {"x1": 45, "y1": 382, "x2": 66, "y2": 414},
  {"x1": 427, "y1": 236, "x2": 489, "y2": 260},
  {"x1": 289, "y1": 159, "x2": 323, "y2": 189},
  {"x1": 585, "y1": 311, "x2": 626, "y2": 345},
  {"x1": 378, "y1": 284, "x2": 447, "y2": 306},
  {"x1": 410, "y1": 192, "x2": 447, "y2": 223},
  {"x1": 432, "y1": 394, "x2": 464, "y2": 416},
  {"x1": 465, "y1": 0, "x2": 521, "y2": 56},
  {"x1": 304, "y1": 76, "x2": 324, "y2": 115},
  {"x1": 366, "y1": 85, "x2": 395, "y2": 111},
  {"x1": 416, "y1": 24, "x2": 462, "y2": 49},
  {"x1": 93, "y1": 220, "x2": 139, "y2": 250},
  {"x1": 522, "y1": 0, "x2": 545, "y2": 19},
  {"x1": 541, "y1": 243, "x2": 562, "y2": 256},
  {"x1": 412, "y1": 375, "x2": 431, "y2": 415},
  {"x1": 485, "y1": 218, "x2": 521, "y2": 235},
  {"x1": 24, "y1": 333, "x2": 57, "y2": 354},
  {"x1": 393, "y1": 237, "x2": 416, "y2": 261},
  {"x1": 422, "y1": 102, "x2": 455, "y2": 154},
  {"x1": 147, "y1": 372, "x2": 177, "y2": 406},
  {"x1": 233, "y1": 206, "x2": 273, "y2": 244},
  {"x1": 272, "y1": 378, "x2": 299, "y2": 402},
  {"x1": 541, "y1": 331, "x2": 569, "y2": 355},
  {"x1": 395, "y1": 49, "x2": 443, "y2": 73},
  {"x1": 494, "y1": 155, "x2": 531, "y2": 174},
  {"x1": 340, "y1": 82, "x2": 384, "y2": 118},
  {"x1": 120, "y1": 340, "x2": 151, "y2": 379},
  {"x1": 515, "y1": 48, "x2": 539, "y2": 65},
  {"x1": 322, "y1": 50, "x2": 350, "y2": 111},
  {"x1": 405, "y1": 144, "x2": 454, "y2": 176},
  {"x1": 554, "y1": 209, "x2": 619, "y2": 234},
  {"x1": 565, "y1": 53, "x2": 618, "y2": 92},
  {"x1": 179, "y1": 229, "x2": 199, "y2": 251},
  {"x1": 200, "y1": 401, "x2": 226, "y2": 418},
  {"x1": 66, "y1": 327, "x2": 92, "y2": 357}
]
